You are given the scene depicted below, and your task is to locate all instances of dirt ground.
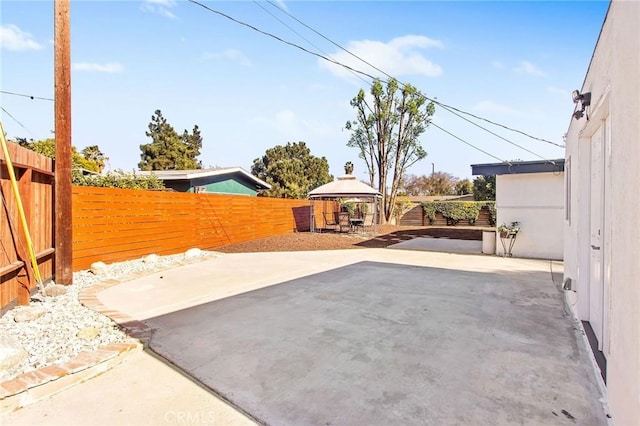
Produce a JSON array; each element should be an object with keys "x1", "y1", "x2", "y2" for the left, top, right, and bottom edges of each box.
[{"x1": 216, "y1": 225, "x2": 493, "y2": 253}]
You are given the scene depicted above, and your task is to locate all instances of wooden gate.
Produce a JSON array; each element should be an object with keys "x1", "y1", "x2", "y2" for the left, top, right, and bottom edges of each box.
[{"x1": 0, "y1": 142, "x2": 54, "y2": 311}]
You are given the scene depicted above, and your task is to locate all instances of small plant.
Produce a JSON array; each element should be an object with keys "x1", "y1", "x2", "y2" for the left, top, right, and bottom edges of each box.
[
  {"x1": 498, "y1": 221, "x2": 520, "y2": 237},
  {"x1": 344, "y1": 161, "x2": 354, "y2": 174},
  {"x1": 340, "y1": 200, "x2": 356, "y2": 216}
]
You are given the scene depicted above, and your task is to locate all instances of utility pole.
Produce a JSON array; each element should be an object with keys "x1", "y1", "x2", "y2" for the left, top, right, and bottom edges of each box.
[
  {"x1": 54, "y1": 0, "x2": 73, "y2": 284},
  {"x1": 431, "y1": 163, "x2": 435, "y2": 176}
]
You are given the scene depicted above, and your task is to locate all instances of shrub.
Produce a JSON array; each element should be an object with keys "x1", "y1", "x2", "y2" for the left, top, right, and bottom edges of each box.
[
  {"x1": 72, "y1": 170, "x2": 166, "y2": 190},
  {"x1": 420, "y1": 201, "x2": 496, "y2": 225}
]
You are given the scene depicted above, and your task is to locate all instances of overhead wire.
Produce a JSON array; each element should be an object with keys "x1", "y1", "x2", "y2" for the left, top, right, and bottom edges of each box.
[
  {"x1": 430, "y1": 101, "x2": 565, "y2": 148},
  {"x1": 0, "y1": 90, "x2": 54, "y2": 102},
  {"x1": 189, "y1": 0, "x2": 509, "y2": 163},
  {"x1": 188, "y1": 0, "x2": 379, "y2": 82},
  {"x1": 193, "y1": 0, "x2": 564, "y2": 165},
  {"x1": 263, "y1": 0, "x2": 565, "y2": 151},
  {"x1": 436, "y1": 103, "x2": 554, "y2": 162},
  {"x1": 1, "y1": 106, "x2": 37, "y2": 138},
  {"x1": 430, "y1": 122, "x2": 505, "y2": 163},
  {"x1": 252, "y1": 0, "x2": 372, "y2": 86}
]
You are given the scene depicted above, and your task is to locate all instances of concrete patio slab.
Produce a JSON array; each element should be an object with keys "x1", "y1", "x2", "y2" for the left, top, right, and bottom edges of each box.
[
  {"x1": 388, "y1": 237, "x2": 483, "y2": 254},
  {"x1": 2, "y1": 350, "x2": 255, "y2": 426},
  {"x1": 2, "y1": 249, "x2": 607, "y2": 425},
  {"x1": 140, "y1": 255, "x2": 606, "y2": 425}
]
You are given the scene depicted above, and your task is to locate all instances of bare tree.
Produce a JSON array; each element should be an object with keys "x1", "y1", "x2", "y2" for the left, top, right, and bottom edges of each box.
[{"x1": 346, "y1": 78, "x2": 435, "y2": 222}]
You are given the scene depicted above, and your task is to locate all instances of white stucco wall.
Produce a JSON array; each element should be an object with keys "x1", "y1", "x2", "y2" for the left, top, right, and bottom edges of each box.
[
  {"x1": 564, "y1": 1, "x2": 640, "y2": 424},
  {"x1": 495, "y1": 172, "x2": 564, "y2": 260}
]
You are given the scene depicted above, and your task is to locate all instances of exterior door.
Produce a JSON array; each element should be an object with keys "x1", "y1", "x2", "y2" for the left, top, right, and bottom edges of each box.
[{"x1": 589, "y1": 125, "x2": 605, "y2": 350}]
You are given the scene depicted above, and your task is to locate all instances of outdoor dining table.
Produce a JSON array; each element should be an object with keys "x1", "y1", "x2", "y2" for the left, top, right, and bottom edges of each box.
[{"x1": 349, "y1": 217, "x2": 364, "y2": 233}]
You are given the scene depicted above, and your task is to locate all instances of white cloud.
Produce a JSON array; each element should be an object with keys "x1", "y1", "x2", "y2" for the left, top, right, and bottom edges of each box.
[
  {"x1": 0, "y1": 24, "x2": 43, "y2": 51},
  {"x1": 513, "y1": 60, "x2": 547, "y2": 77},
  {"x1": 320, "y1": 35, "x2": 443, "y2": 79},
  {"x1": 491, "y1": 60, "x2": 504, "y2": 69},
  {"x1": 72, "y1": 62, "x2": 124, "y2": 73},
  {"x1": 472, "y1": 101, "x2": 525, "y2": 118},
  {"x1": 141, "y1": 0, "x2": 177, "y2": 19},
  {"x1": 273, "y1": 0, "x2": 288, "y2": 12},
  {"x1": 202, "y1": 49, "x2": 252, "y2": 67}
]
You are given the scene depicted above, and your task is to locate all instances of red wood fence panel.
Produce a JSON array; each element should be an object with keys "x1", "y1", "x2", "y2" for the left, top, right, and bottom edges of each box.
[
  {"x1": 1, "y1": 143, "x2": 54, "y2": 311},
  {"x1": 72, "y1": 187, "x2": 314, "y2": 271}
]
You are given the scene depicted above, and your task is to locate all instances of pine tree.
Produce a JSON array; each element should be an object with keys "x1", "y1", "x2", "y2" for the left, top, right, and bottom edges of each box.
[
  {"x1": 251, "y1": 141, "x2": 332, "y2": 198},
  {"x1": 139, "y1": 110, "x2": 203, "y2": 170}
]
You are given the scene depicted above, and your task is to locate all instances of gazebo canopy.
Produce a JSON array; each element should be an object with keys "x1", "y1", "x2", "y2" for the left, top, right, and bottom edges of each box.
[{"x1": 308, "y1": 175, "x2": 381, "y2": 200}]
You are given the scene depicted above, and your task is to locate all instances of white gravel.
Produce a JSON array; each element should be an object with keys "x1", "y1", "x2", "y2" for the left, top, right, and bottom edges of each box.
[{"x1": 0, "y1": 251, "x2": 213, "y2": 382}]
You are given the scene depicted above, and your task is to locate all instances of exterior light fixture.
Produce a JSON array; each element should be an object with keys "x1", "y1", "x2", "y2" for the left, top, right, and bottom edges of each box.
[{"x1": 572, "y1": 90, "x2": 591, "y2": 120}]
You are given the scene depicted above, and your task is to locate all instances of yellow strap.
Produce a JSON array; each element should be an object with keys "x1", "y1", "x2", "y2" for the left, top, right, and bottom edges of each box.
[{"x1": 0, "y1": 121, "x2": 43, "y2": 285}]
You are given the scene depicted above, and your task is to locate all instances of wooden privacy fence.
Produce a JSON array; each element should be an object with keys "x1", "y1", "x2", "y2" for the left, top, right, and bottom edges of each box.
[
  {"x1": 1, "y1": 143, "x2": 54, "y2": 311},
  {"x1": 72, "y1": 187, "x2": 315, "y2": 271}
]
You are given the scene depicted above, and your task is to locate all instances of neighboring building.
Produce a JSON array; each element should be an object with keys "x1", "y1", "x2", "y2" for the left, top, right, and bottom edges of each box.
[
  {"x1": 472, "y1": 159, "x2": 564, "y2": 260},
  {"x1": 136, "y1": 167, "x2": 270, "y2": 196},
  {"x1": 563, "y1": 1, "x2": 640, "y2": 424}
]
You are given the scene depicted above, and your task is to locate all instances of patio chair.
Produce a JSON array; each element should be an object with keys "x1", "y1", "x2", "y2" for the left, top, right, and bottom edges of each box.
[
  {"x1": 338, "y1": 212, "x2": 351, "y2": 233},
  {"x1": 323, "y1": 212, "x2": 338, "y2": 232},
  {"x1": 361, "y1": 213, "x2": 375, "y2": 233}
]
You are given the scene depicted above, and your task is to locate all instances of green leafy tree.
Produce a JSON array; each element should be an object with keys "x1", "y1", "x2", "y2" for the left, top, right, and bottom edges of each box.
[
  {"x1": 81, "y1": 145, "x2": 108, "y2": 172},
  {"x1": 251, "y1": 141, "x2": 332, "y2": 198},
  {"x1": 346, "y1": 78, "x2": 435, "y2": 222},
  {"x1": 139, "y1": 110, "x2": 202, "y2": 170},
  {"x1": 18, "y1": 138, "x2": 101, "y2": 172},
  {"x1": 473, "y1": 175, "x2": 496, "y2": 201},
  {"x1": 179, "y1": 125, "x2": 203, "y2": 169},
  {"x1": 403, "y1": 172, "x2": 461, "y2": 196},
  {"x1": 455, "y1": 178, "x2": 474, "y2": 195}
]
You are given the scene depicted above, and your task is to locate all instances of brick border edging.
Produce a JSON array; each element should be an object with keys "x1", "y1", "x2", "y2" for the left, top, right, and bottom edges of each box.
[
  {"x1": 0, "y1": 340, "x2": 141, "y2": 414},
  {"x1": 0, "y1": 254, "x2": 218, "y2": 414}
]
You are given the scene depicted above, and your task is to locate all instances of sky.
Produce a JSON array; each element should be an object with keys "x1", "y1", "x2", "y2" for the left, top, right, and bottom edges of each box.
[{"x1": 0, "y1": 0, "x2": 610, "y2": 183}]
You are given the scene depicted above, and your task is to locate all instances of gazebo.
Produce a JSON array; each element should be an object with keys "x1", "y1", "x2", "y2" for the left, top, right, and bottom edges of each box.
[{"x1": 308, "y1": 174, "x2": 382, "y2": 234}]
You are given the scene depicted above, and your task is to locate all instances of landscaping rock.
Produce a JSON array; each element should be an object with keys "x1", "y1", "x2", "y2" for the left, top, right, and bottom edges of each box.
[
  {"x1": 14, "y1": 306, "x2": 46, "y2": 323},
  {"x1": 90, "y1": 261, "x2": 108, "y2": 275},
  {"x1": 184, "y1": 248, "x2": 202, "y2": 259},
  {"x1": 142, "y1": 254, "x2": 160, "y2": 263},
  {"x1": 76, "y1": 327, "x2": 100, "y2": 340},
  {"x1": 0, "y1": 331, "x2": 28, "y2": 380},
  {"x1": 44, "y1": 284, "x2": 68, "y2": 297}
]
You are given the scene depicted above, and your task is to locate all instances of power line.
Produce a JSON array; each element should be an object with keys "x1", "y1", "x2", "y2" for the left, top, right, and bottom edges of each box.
[
  {"x1": 431, "y1": 101, "x2": 565, "y2": 148},
  {"x1": 252, "y1": 1, "x2": 371, "y2": 86},
  {"x1": 188, "y1": 0, "x2": 378, "y2": 82},
  {"x1": 259, "y1": 2, "x2": 520, "y2": 165},
  {"x1": 436, "y1": 103, "x2": 553, "y2": 162},
  {"x1": 188, "y1": 0, "x2": 549, "y2": 164},
  {"x1": 430, "y1": 122, "x2": 505, "y2": 163},
  {"x1": 263, "y1": 0, "x2": 564, "y2": 150},
  {"x1": 1, "y1": 107, "x2": 37, "y2": 138},
  {"x1": 0, "y1": 90, "x2": 54, "y2": 102}
]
